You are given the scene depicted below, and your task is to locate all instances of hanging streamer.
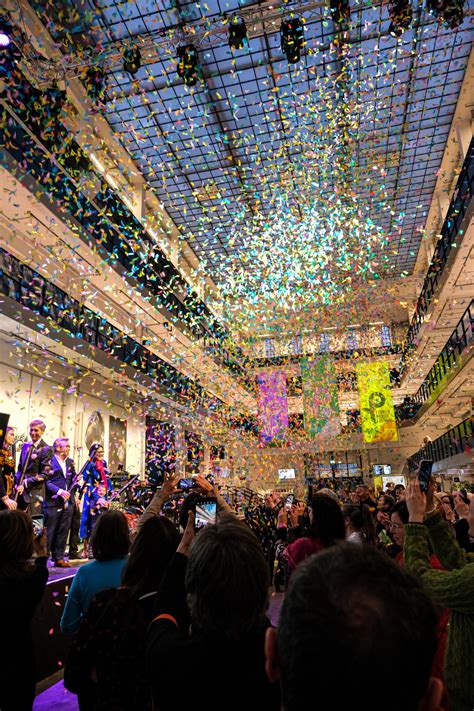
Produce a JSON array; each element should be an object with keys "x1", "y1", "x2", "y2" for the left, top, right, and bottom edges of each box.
[
  {"x1": 356, "y1": 361, "x2": 398, "y2": 443},
  {"x1": 301, "y1": 356, "x2": 340, "y2": 437},
  {"x1": 256, "y1": 370, "x2": 288, "y2": 445}
]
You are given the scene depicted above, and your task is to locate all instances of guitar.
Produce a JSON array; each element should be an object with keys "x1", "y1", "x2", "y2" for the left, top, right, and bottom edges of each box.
[{"x1": 97, "y1": 475, "x2": 139, "y2": 508}]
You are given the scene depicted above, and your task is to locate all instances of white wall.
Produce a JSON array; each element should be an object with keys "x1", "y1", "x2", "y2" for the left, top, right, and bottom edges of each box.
[{"x1": 0, "y1": 338, "x2": 146, "y2": 474}]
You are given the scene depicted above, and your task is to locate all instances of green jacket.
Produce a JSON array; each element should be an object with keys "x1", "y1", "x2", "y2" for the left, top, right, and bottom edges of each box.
[{"x1": 405, "y1": 511, "x2": 474, "y2": 711}]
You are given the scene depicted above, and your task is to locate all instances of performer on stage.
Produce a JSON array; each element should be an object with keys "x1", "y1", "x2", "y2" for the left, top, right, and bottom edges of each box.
[
  {"x1": 0, "y1": 427, "x2": 17, "y2": 511},
  {"x1": 79, "y1": 443, "x2": 112, "y2": 558},
  {"x1": 14, "y1": 419, "x2": 52, "y2": 516},
  {"x1": 44, "y1": 438, "x2": 79, "y2": 568}
]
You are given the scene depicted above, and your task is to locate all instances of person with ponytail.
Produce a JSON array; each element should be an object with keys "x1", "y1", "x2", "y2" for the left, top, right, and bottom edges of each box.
[{"x1": 343, "y1": 502, "x2": 376, "y2": 545}]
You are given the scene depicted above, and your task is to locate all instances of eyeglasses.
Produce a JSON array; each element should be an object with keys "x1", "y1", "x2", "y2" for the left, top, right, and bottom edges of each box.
[{"x1": 389, "y1": 522, "x2": 403, "y2": 530}]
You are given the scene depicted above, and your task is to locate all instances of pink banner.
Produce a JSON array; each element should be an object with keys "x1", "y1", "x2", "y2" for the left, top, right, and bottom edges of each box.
[{"x1": 257, "y1": 370, "x2": 289, "y2": 445}]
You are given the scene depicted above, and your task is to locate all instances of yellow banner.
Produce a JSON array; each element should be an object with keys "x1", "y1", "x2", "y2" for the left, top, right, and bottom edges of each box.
[{"x1": 356, "y1": 361, "x2": 398, "y2": 443}]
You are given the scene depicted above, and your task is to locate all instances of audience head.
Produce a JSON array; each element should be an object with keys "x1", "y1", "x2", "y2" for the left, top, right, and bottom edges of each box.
[
  {"x1": 390, "y1": 500, "x2": 409, "y2": 547},
  {"x1": 377, "y1": 494, "x2": 395, "y2": 512},
  {"x1": 122, "y1": 516, "x2": 179, "y2": 596},
  {"x1": 29, "y1": 419, "x2": 46, "y2": 443},
  {"x1": 0, "y1": 510, "x2": 34, "y2": 576},
  {"x1": 185, "y1": 514, "x2": 269, "y2": 640},
  {"x1": 316, "y1": 487, "x2": 339, "y2": 502},
  {"x1": 90, "y1": 510, "x2": 130, "y2": 561},
  {"x1": 393, "y1": 484, "x2": 406, "y2": 501},
  {"x1": 342, "y1": 503, "x2": 376, "y2": 544},
  {"x1": 266, "y1": 543, "x2": 442, "y2": 711},
  {"x1": 355, "y1": 484, "x2": 371, "y2": 503},
  {"x1": 308, "y1": 493, "x2": 345, "y2": 547}
]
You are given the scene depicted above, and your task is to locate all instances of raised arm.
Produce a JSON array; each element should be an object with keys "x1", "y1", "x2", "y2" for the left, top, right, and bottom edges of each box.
[{"x1": 137, "y1": 475, "x2": 180, "y2": 529}]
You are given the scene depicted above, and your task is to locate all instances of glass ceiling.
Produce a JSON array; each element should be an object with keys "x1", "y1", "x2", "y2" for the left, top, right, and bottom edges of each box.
[{"x1": 34, "y1": 0, "x2": 473, "y2": 286}]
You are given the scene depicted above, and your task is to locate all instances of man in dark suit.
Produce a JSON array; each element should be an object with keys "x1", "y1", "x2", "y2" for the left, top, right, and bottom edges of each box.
[
  {"x1": 15, "y1": 419, "x2": 52, "y2": 516},
  {"x1": 44, "y1": 437, "x2": 78, "y2": 567}
]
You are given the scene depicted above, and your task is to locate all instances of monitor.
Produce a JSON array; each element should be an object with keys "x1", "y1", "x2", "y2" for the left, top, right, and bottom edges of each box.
[
  {"x1": 372, "y1": 464, "x2": 392, "y2": 476},
  {"x1": 279, "y1": 468, "x2": 296, "y2": 480}
]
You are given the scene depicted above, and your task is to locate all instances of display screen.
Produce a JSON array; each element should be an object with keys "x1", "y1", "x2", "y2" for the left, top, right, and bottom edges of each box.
[
  {"x1": 373, "y1": 464, "x2": 392, "y2": 476},
  {"x1": 279, "y1": 468, "x2": 296, "y2": 480},
  {"x1": 195, "y1": 500, "x2": 217, "y2": 529}
]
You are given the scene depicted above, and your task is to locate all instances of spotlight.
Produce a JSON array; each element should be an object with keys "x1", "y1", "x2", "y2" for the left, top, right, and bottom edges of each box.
[
  {"x1": 228, "y1": 15, "x2": 247, "y2": 50},
  {"x1": 0, "y1": 16, "x2": 12, "y2": 48},
  {"x1": 426, "y1": 0, "x2": 465, "y2": 28},
  {"x1": 123, "y1": 45, "x2": 141, "y2": 76},
  {"x1": 84, "y1": 66, "x2": 106, "y2": 102},
  {"x1": 280, "y1": 17, "x2": 304, "y2": 64},
  {"x1": 177, "y1": 44, "x2": 198, "y2": 86},
  {"x1": 330, "y1": 0, "x2": 351, "y2": 26},
  {"x1": 388, "y1": 0, "x2": 413, "y2": 35}
]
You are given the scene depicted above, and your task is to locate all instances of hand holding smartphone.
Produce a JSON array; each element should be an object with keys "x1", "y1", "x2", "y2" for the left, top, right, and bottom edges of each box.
[{"x1": 417, "y1": 460, "x2": 433, "y2": 494}]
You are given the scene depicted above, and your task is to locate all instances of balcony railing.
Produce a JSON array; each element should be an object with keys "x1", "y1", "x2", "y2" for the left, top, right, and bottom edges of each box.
[
  {"x1": 0, "y1": 247, "x2": 225, "y2": 414},
  {"x1": 412, "y1": 300, "x2": 473, "y2": 407},
  {"x1": 409, "y1": 418, "x2": 473, "y2": 466},
  {"x1": 0, "y1": 76, "x2": 251, "y2": 386},
  {"x1": 400, "y1": 137, "x2": 474, "y2": 373}
]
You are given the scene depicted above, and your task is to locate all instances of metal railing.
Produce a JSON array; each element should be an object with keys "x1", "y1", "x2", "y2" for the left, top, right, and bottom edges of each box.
[
  {"x1": 412, "y1": 300, "x2": 473, "y2": 406},
  {"x1": 400, "y1": 137, "x2": 474, "y2": 373},
  {"x1": 0, "y1": 247, "x2": 225, "y2": 413},
  {"x1": 0, "y1": 93, "x2": 251, "y2": 386},
  {"x1": 409, "y1": 418, "x2": 473, "y2": 466}
]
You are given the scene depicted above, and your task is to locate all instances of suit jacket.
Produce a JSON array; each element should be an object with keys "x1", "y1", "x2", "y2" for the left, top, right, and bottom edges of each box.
[
  {"x1": 45, "y1": 456, "x2": 77, "y2": 508},
  {"x1": 15, "y1": 440, "x2": 52, "y2": 504}
]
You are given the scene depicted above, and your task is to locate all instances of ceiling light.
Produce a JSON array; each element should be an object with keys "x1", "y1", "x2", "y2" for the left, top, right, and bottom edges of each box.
[
  {"x1": 0, "y1": 17, "x2": 12, "y2": 47},
  {"x1": 330, "y1": 0, "x2": 351, "y2": 26},
  {"x1": 177, "y1": 44, "x2": 198, "y2": 86},
  {"x1": 280, "y1": 17, "x2": 304, "y2": 64},
  {"x1": 228, "y1": 15, "x2": 247, "y2": 50},
  {"x1": 388, "y1": 0, "x2": 413, "y2": 35},
  {"x1": 90, "y1": 153, "x2": 105, "y2": 172},
  {"x1": 123, "y1": 45, "x2": 141, "y2": 76},
  {"x1": 426, "y1": 0, "x2": 465, "y2": 28}
]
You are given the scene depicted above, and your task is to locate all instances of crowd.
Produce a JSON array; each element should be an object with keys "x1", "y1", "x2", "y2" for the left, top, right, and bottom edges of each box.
[{"x1": 1, "y1": 419, "x2": 474, "y2": 711}]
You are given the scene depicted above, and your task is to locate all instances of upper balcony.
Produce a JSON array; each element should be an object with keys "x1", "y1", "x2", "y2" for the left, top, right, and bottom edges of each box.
[{"x1": 399, "y1": 137, "x2": 474, "y2": 389}]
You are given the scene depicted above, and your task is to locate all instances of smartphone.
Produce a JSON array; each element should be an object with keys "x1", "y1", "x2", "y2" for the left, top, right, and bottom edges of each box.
[
  {"x1": 31, "y1": 514, "x2": 44, "y2": 536},
  {"x1": 459, "y1": 488, "x2": 470, "y2": 505},
  {"x1": 194, "y1": 497, "x2": 217, "y2": 531},
  {"x1": 178, "y1": 478, "x2": 196, "y2": 490},
  {"x1": 417, "y1": 460, "x2": 433, "y2": 494}
]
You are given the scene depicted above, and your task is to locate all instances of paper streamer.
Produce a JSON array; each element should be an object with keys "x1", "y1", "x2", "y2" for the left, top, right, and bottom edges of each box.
[
  {"x1": 356, "y1": 361, "x2": 398, "y2": 443},
  {"x1": 256, "y1": 370, "x2": 289, "y2": 445},
  {"x1": 301, "y1": 356, "x2": 341, "y2": 437}
]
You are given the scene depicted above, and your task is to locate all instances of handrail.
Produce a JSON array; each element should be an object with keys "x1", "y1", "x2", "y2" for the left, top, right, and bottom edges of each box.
[
  {"x1": 0, "y1": 94, "x2": 252, "y2": 387},
  {"x1": 409, "y1": 418, "x2": 473, "y2": 466},
  {"x1": 412, "y1": 300, "x2": 473, "y2": 407},
  {"x1": 400, "y1": 137, "x2": 474, "y2": 373}
]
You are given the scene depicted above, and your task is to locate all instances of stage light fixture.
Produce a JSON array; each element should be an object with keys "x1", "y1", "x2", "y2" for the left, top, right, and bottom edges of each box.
[
  {"x1": 388, "y1": 0, "x2": 413, "y2": 35},
  {"x1": 330, "y1": 0, "x2": 351, "y2": 26},
  {"x1": 228, "y1": 15, "x2": 247, "y2": 50},
  {"x1": 426, "y1": 0, "x2": 465, "y2": 28},
  {"x1": 84, "y1": 66, "x2": 106, "y2": 102},
  {"x1": 280, "y1": 17, "x2": 304, "y2": 64},
  {"x1": 0, "y1": 17, "x2": 12, "y2": 47},
  {"x1": 123, "y1": 45, "x2": 141, "y2": 76},
  {"x1": 177, "y1": 44, "x2": 198, "y2": 86}
]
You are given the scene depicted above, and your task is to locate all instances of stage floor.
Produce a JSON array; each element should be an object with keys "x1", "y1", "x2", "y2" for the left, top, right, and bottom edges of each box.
[{"x1": 47, "y1": 560, "x2": 87, "y2": 583}]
